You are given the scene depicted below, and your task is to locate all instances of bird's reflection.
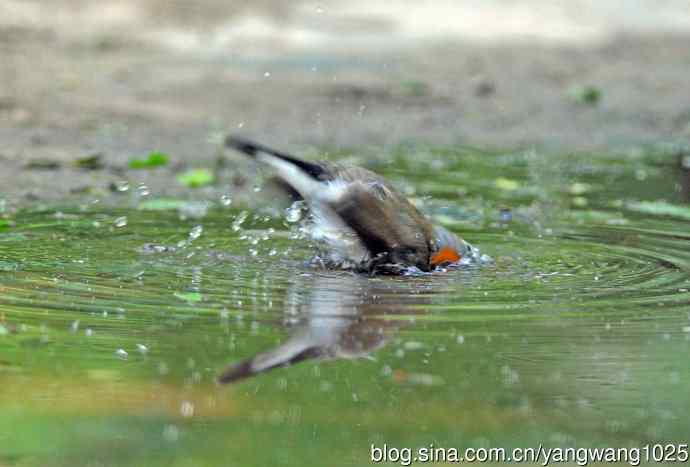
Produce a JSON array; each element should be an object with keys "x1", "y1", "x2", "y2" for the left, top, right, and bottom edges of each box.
[{"x1": 218, "y1": 271, "x2": 436, "y2": 384}]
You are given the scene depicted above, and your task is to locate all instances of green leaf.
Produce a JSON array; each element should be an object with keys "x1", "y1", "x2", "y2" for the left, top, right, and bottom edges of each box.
[
  {"x1": 626, "y1": 200, "x2": 690, "y2": 220},
  {"x1": 74, "y1": 153, "x2": 104, "y2": 170},
  {"x1": 568, "y1": 182, "x2": 593, "y2": 195},
  {"x1": 570, "y1": 85, "x2": 602, "y2": 105},
  {"x1": 494, "y1": 177, "x2": 520, "y2": 191},
  {"x1": 174, "y1": 292, "x2": 203, "y2": 303},
  {"x1": 138, "y1": 199, "x2": 186, "y2": 211},
  {"x1": 128, "y1": 152, "x2": 169, "y2": 169},
  {"x1": 177, "y1": 169, "x2": 214, "y2": 188},
  {"x1": 571, "y1": 196, "x2": 589, "y2": 208},
  {"x1": 25, "y1": 159, "x2": 61, "y2": 170}
]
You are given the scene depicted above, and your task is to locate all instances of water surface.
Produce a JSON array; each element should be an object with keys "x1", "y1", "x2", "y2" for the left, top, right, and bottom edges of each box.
[{"x1": 1, "y1": 147, "x2": 689, "y2": 466}]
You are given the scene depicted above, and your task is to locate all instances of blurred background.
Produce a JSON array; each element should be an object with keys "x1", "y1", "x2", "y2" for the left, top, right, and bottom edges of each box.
[
  {"x1": 2, "y1": 4, "x2": 690, "y2": 467},
  {"x1": 2, "y1": 0, "x2": 690, "y2": 199}
]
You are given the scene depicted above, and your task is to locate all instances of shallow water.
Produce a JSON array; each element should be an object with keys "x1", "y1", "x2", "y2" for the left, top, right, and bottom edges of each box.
[{"x1": 1, "y1": 146, "x2": 689, "y2": 466}]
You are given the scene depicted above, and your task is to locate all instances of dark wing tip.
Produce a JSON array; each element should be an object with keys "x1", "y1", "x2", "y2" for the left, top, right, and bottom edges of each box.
[
  {"x1": 224, "y1": 135, "x2": 261, "y2": 157},
  {"x1": 217, "y1": 347, "x2": 324, "y2": 384},
  {"x1": 225, "y1": 135, "x2": 331, "y2": 181},
  {"x1": 217, "y1": 358, "x2": 255, "y2": 384}
]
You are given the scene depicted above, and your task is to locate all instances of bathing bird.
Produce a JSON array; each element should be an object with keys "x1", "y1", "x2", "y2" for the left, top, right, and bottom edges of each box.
[{"x1": 225, "y1": 136, "x2": 476, "y2": 274}]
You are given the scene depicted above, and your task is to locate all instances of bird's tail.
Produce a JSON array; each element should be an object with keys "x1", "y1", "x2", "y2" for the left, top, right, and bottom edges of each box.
[{"x1": 225, "y1": 136, "x2": 334, "y2": 201}]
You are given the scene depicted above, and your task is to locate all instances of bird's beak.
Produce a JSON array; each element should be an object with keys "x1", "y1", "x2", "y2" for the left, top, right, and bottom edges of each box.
[{"x1": 430, "y1": 246, "x2": 461, "y2": 267}]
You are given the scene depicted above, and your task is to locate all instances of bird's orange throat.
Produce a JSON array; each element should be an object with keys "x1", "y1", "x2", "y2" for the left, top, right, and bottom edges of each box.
[{"x1": 430, "y1": 247, "x2": 461, "y2": 267}]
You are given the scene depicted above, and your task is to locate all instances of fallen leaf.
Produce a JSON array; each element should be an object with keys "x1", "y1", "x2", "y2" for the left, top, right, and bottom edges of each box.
[
  {"x1": 129, "y1": 152, "x2": 169, "y2": 169},
  {"x1": 177, "y1": 169, "x2": 214, "y2": 188},
  {"x1": 174, "y1": 292, "x2": 203, "y2": 302}
]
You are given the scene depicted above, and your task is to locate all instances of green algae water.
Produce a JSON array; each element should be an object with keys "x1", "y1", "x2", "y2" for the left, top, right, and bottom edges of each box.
[{"x1": 1, "y1": 147, "x2": 689, "y2": 466}]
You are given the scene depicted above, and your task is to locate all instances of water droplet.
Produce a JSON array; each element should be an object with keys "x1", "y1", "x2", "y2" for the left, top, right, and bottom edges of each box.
[
  {"x1": 136, "y1": 343, "x2": 148, "y2": 354},
  {"x1": 253, "y1": 185, "x2": 262, "y2": 192},
  {"x1": 232, "y1": 210, "x2": 249, "y2": 232},
  {"x1": 220, "y1": 194, "x2": 232, "y2": 206},
  {"x1": 163, "y1": 424, "x2": 179, "y2": 442},
  {"x1": 178, "y1": 202, "x2": 208, "y2": 220},
  {"x1": 404, "y1": 341, "x2": 424, "y2": 351},
  {"x1": 70, "y1": 320, "x2": 80, "y2": 332},
  {"x1": 237, "y1": 121, "x2": 245, "y2": 128},
  {"x1": 285, "y1": 200, "x2": 304, "y2": 223},
  {"x1": 269, "y1": 248, "x2": 278, "y2": 256},
  {"x1": 320, "y1": 381, "x2": 333, "y2": 392},
  {"x1": 115, "y1": 348, "x2": 128, "y2": 360},
  {"x1": 188, "y1": 225, "x2": 203, "y2": 241},
  {"x1": 114, "y1": 180, "x2": 129, "y2": 192},
  {"x1": 263, "y1": 71, "x2": 271, "y2": 78},
  {"x1": 114, "y1": 216, "x2": 127, "y2": 228},
  {"x1": 136, "y1": 183, "x2": 150, "y2": 197},
  {"x1": 180, "y1": 401, "x2": 195, "y2": 417},
  {"x1": 456, "y1": 335, "x2": 465, "y2": 344},
  {"x1": 249, "y1": 248, "x2": 258, "y2": 257},
  {"x1": 85, "y1": 328, "x2": 93, "y2": 337},
  {"x1": 501, "y1": 365, "x2": 520, "y2": 385}
]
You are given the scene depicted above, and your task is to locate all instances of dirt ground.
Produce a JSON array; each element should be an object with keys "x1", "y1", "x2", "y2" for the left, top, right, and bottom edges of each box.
[{"x1": 1, "y1": 0, "x2": 690, "y2": 201}]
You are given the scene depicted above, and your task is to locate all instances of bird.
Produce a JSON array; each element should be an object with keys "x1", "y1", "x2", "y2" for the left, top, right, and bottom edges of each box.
[{"x1": 225, "y1": 136, "x2": 477, "y2": 275}]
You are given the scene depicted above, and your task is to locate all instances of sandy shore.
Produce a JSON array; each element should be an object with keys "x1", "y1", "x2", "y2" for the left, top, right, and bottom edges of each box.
[{"x1": 1, "y1": 0, "x2": 689, "y2": 200}]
